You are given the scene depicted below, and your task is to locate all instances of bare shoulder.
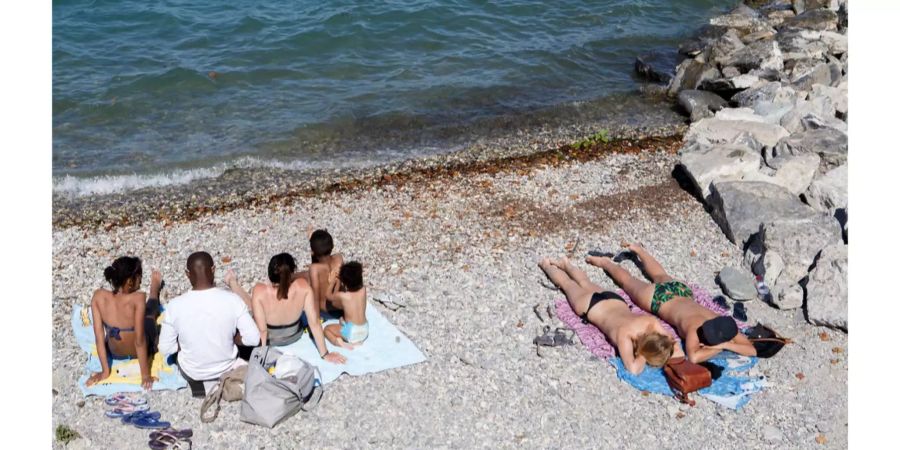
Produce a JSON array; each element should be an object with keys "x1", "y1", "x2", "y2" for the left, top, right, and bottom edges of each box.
[
  {"x1": 332, "y1": 253, "x2": 344, "y2": 266},
  {"x1": 126, "y1": 290, "x2": 148, "y2": 303},
  {"x1": 290, "y1": 275, "x2": 311, "y2": 291}
]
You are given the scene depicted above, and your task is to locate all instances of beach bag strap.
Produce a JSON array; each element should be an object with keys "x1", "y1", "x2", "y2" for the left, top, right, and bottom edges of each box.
[{"x1": 300, "y1": 367, "x2": 324, "y2": 412}]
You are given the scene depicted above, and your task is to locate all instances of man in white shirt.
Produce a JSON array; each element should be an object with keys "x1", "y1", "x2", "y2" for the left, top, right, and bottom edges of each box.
[{"x1": 159, "y1": 251, "x2": 260, "y2": 396}]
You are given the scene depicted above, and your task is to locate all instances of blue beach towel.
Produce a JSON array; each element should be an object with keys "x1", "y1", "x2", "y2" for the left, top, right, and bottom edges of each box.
[
  {"x1": 273, "y1": 302, "x2": 426, "y2": 384},
  {"x1": 609, "y1": 352, "x2": 768, "y2": 410},
  {"x1": 71, "y1": 304, "x2": 187, "y2": 397}
]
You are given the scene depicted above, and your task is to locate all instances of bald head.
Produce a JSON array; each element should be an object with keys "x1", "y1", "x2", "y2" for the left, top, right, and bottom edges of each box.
[{"x1": 186, "y1": 251, "x2": 215, "y2": 289}]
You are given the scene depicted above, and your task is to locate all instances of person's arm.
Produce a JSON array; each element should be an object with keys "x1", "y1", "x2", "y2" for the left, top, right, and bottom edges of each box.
[
  {"x1": 225, "y1": 270, "x2": 253, "y2": 311},
  {"x1": 298, "y1": 287, "x2": 346, "y2": 364},
  {"x1": 618, "y1": 337, "x2": 646, "y2": 375},
  {"x1": 235, "y1": 300, "x2": 261, "y2": 347},
  {"x1": 131, "y1": 293, "x2": 155, "y2": 390},
  {"x1": 652, "y1": 321, "x2": 685, "y2": 359},
  {"x1": 251, "y1": 288, "x2": 267, "y2": 345},
  {"x1": 86, "y1": 291, "x2": 111, "y2": 386},
  {"x1": 157, "y1": 309, "x2": 179, "y2": 356},
  {"x1": 722, "y1": 334, "x2": 757, "y2": 357},
  {"x1": 685, "y1": 332, "x2": 723, "y2": 364}
]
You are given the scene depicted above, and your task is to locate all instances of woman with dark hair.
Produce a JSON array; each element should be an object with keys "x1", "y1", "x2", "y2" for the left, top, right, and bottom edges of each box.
[
  {"x1": 87, "y1": 256, "x2": 163, "y2": 390},
  {"x1": 234, "y1": 253, "x2": 346, "y2": 364}
]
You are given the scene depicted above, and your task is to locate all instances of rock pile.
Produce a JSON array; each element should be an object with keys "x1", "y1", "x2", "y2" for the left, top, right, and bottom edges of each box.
[{"x1": 658, "y1": 0, "x2": 848, "y2": 330}]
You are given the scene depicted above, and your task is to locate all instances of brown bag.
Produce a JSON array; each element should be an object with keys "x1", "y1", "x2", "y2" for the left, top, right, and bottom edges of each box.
[
  {"x1": 200, "y1": 365, "x2": 248, "y2": 423},
  {"x1": 663, "y1": 357, "x2": 712, "y2": 406}
]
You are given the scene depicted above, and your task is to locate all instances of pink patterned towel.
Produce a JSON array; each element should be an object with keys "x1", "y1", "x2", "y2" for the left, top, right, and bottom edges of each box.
[{"x1": 554, "y1": 283, "x2": 743, "y2": 360}]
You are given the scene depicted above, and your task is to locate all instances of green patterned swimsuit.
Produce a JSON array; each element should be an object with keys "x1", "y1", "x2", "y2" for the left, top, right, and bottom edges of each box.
[{"x1": 651, "y1": 281, "x2": 693, "y2": 314}]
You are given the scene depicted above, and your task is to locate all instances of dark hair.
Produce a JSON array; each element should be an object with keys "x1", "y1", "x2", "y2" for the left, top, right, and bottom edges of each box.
[
  {"x1": 309, "y1": 230, "x2": 334, "y2": 263},
  {"x1": 339, "y1": 261, "x2": 364, "y2": 292},
  {"x1": 268, "y1": 253, "x2": 297, "y2": 300},
  {"x1": 104, "y1": 256, "x2": 143, "y2": 293}
]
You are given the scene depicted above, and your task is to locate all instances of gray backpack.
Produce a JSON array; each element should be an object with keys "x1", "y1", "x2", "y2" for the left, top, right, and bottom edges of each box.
[{"x1": 240, "y1": 346, "x2": 323, "y2": 428}]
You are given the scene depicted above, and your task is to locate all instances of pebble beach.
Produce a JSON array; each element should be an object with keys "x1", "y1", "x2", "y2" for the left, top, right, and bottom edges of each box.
[{"x1": 52, "y1": 136, "x2": 848, "y2": 448}]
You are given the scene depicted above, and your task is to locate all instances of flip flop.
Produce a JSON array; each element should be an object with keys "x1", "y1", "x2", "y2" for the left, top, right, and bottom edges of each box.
[
  {"x1": 150, "y1": 429, "x2": 193, "y2": 441},
  {"x1": 122, "y1": 410, "x2": 161, "y2": 424},
  {"x1": 533, "y1": 326, "x2": 576, "y2": 347},
  {"x1": 149, "y1": 434, "x2": 192, "y2": 450},
  {"x1": 612, "y1": 250, "x2": 636, "y2": 263},
  {"x1": 733, "y1": 302, "x2": 748, "y2": 322},
  {"x1": 105, "y1": 392, "x2": 148, "y2": 406},
  {"x1": 587, "y1": 250, "x2": 614, "y2": 258},
  {"x1": 133, "y1": 414, "x2": 172, "y2": 430},
  {"x1": 105, "y1": 403, "x2": 151, "y2": 418}
]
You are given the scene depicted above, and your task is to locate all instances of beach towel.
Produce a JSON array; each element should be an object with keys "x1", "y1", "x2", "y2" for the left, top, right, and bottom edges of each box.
[
  {"x1": 273, "y1": 302, "x2": 426, "y2": 384},
  {"x1": 554, "y1": 283, "x2": 767, "y2": 409},
  {"x1": 71, "y1": 304, "x2": 187, "y2": 397}
]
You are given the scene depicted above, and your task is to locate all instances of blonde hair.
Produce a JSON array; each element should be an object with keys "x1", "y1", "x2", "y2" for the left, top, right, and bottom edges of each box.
[{"x1": 634, "y1": 332, "x2": 675, "y2": 367}]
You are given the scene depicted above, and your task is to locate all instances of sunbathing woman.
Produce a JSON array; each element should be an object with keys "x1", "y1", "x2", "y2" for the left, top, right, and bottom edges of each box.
[
  {"x1": 587, "y1": 243, "x2": 756, "y2": 364},
  {"x1": 539, "y1": 256, "x2": 682, "y2": 374},
  {"x1": 244, "y1": 253, "x2": 347, "y2": 364},
  {"x1": 87, "y1": 256, "x2": 163, "y2": 390}
]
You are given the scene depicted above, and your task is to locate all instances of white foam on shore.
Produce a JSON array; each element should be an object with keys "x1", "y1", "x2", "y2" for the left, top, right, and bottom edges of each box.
[{"x1": 52, "y1": 154, "x2": 413, "y2": 198}]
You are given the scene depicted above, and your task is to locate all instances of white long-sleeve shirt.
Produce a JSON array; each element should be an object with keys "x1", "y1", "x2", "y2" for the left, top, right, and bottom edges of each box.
[{"x1": 158, "y1": 287, "x2": 260, "y2": 381}]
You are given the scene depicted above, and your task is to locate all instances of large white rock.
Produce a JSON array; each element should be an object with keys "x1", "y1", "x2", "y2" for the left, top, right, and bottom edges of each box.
[
  {"x1": 803, "y1": 164, "x2": 848, "y2": 214},
  {"x1": 686, "y1": 118, "x2": 791, "y2": 149},
  {"x1": 820, "y1": 30, "x2": 848, "y2": 55},
  {"x1": 769, "y1": 153, "x2": 822, "y2": 195},
  {"x1": 714, "y1": 107, "x2": 768, "y2": 123},
  {"x1": 811, "y1": 82, "x2": 847, "y2": 116},
  {"x1": 805, "y1": 244, "x2": 848, "y2": 330},
  {"x1": 773, "y1": 281, "x2": 804, "y2": 310},
  {"x1": 772, "y1": 128, "x2": 848, "y2": 173},
  {"x1": 679, "y1": 145, "x2": 763, "y2": 198},
  {"x1": 707, "y1": 180, "x2": 818, "y2": 247},
  {"x1": 758, "y1": 214, "x2": 843, "y2": 286},
  {"x1": 779, "y1": 96, "x2": 837, "y2": 133}
]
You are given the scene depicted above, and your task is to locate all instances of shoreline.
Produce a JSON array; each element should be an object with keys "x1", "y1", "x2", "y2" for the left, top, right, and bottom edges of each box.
[{"x1": 52, "y1": 116, "x2": 687, "y2": 230}]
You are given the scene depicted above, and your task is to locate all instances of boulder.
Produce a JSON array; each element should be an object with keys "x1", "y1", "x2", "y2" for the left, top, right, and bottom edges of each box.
[
  {"x1": 707, "y1": 29, "x2": 746, "y2": 66},
  {"x1": 773, "y1": 282, "x2": 805, "y2": 309},
  {"x1": 803, "y1": 164, "x2": 848, "y2": 214},
  {"x1": 799, "y1": 113, "x2": 848, "y2": 133},
  {"x1": 790, "y1": 62, "x2": 833, "y2": 91},
  {"x1": 768, "y1": 153, "x2": 821, "y2": 194},
  {"x1": 720, "y1": 40, "x2": 784, "y2": 73},
  {"x1": 718, "y1": 266, "x2": 759, "y2": 301},
  {"x1": 706, "y1": 180, "x2": 818, "y2": 246},
  {"x1": 710, "y1": 13, "x2": 776, "y2": 37},
  {"x1": 715, "y1": 107, "x2": 768, "y2": 123},
  {"x1": 744, "y1": 249, "x2": 785, "y2": 288},
  {"x1": 733, "y1": 82, "x2": 805, "y2": 110},
  {"x1": 777, "y1": 30, "x2": 829, "y2": 61},
  {"x1": 772, "y1": 128, "x2": 847, "y2": 172},
  {"x1": 779, "y1": 95, "x2": 837, "y2": 133},
  {"x1": 819, "y1": 30, "x2": 847, "y2": 55},
  {"x1": 810, "y1": 83, "x2": 847, "y2": 117},
  {"x1": 779, "y1": 8, "x2": 839, "y2": 31},
  {"x1": 768, "y1": 9, "x2": 797, "y2": 26},
  {"x1": 677, "y1": 90, "x2": 728, "y2": 122},
  {"x1": 722, "y1": 66, "x2": 742, "y2": 78},
  {"x1": 678, "y1": 25, "x2": 730, "y2": 57},
  {"x1": 668, "y1": 59, "x2": 721, "y2": 97},
  {"x1": 757, "y1": 214, "x2": 843, "y2": 286},
  {"x1": 678, "y1": 145, "x2": 762, "y2": 198},
  {"x1": 805, "y1": 244, "x2": 848, "y2": 330},
  {"x1": 685, "y1": 117, "x2": 790, "y2": 149},
  {"x1": 634, "y1": 56, "x2": 674, "y2": 84},
  {"x1": 741, "y1": 29, "x2": 777, "y2": 44}
]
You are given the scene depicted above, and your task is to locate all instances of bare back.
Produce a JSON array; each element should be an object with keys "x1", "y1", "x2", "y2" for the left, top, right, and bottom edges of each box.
[
  {"x1": 310, "y1": 253, "x2": 343, "y2": 310},
  {"x1": 252, "y1": 277, "x2": 311, "y2": 326},
  {"x1": 92, "y1": 288, "x2": 146, "y2": 357},
  {"x1": 655, "y1": 296, "x2": 719, "y2": 341},
  {"x1": 332, "y1": 287, "x2": 366, "y2": 325},
  {"x1": 585, "y1": 300, "x2": 662, "y2": 348}
]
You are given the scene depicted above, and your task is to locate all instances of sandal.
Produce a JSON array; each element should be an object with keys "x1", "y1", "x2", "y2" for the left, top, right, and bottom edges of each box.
[
  {"x1": 533, "y1": 326, "x2": 576, "y2": 347},
  {"x1": 149, "y1": 434, "x2": 192, "y2": 450},
  {"x1": 150, "y1": 429, "x2": 193, "y2": 441},
  {"x1": 133, "y1": 414, "x2": 172, "y2": 430},
  {"x1": 105, "y1": 403, "x2": 150, "y2": 418},
  {"x1": 122, "y1": 411, "x2": 161, "y2": 424},
  {"x1": 105, "y1": 392, "x2": 148, "y2": 406}
]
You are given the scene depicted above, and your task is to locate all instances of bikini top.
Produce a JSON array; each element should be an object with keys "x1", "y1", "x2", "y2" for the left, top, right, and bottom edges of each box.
[{"x1": 103, "y1": 323, "x2": 134, "y2": 341}]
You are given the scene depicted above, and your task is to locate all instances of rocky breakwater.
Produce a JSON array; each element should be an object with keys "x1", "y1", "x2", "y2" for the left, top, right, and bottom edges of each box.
[{"x1": 663, "y1": 0, "x2": 848, "y2": 331}]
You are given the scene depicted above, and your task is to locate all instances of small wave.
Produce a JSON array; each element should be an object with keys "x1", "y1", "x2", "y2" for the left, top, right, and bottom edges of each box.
[{"x1": 51, "y1": 155, "x2": 407, "y2": 198}]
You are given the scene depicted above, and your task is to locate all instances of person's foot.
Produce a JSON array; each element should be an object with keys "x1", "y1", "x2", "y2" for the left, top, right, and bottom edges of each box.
[
  {"x1": 149, "y1": 270, "x2": 163, "y2": 298},
  {"x1": 585, "y1": 255, "x2": 612, "y2": 268}
]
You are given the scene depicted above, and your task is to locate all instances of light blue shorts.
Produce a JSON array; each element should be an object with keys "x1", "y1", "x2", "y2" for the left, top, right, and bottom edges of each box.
[{"x1": 340, "y1": 320, "x2": 369, "y2": 344}]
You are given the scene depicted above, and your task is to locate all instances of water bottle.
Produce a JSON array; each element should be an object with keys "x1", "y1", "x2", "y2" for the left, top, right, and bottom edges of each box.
[{"x1": 755, "y1": 275, "x2": 770, "y2": 297}]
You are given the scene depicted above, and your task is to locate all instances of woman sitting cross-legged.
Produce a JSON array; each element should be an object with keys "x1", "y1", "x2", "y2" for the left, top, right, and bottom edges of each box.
[
  {"x1": 539, "y1": 256, "x2": 683, "y2": 374},
  {"x1": 88, "y1": 256, "x2": 163, "y2": 390}
]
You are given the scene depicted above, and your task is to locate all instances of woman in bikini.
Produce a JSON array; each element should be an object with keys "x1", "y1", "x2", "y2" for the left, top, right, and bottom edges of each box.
[
  {"x1": 87, "y1": 256, "x2": 163, "y2": 390},
  {"x1": 587, "y1": 243, "x2": 756, "y2": 364},
  {"x1": 539, "y1": 256, "x2": 682, "y2": 374},
  {"x1": 232, "y1": 253, "x2": 347, "y2": 364}
]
